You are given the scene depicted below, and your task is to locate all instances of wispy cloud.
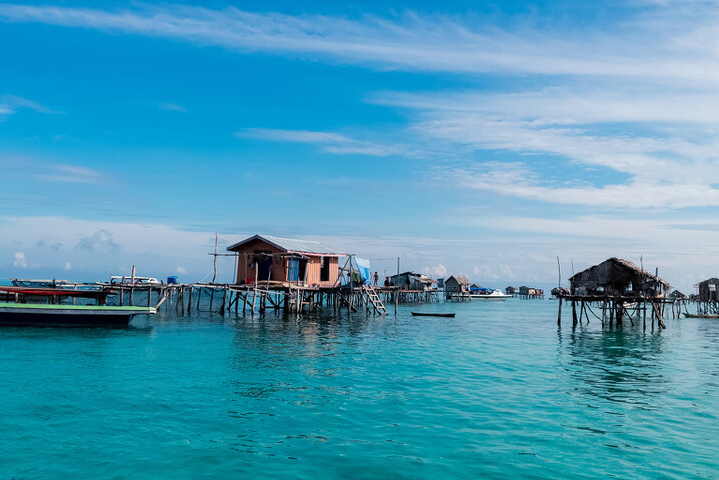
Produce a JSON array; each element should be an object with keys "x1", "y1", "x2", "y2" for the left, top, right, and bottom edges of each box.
[
  {"x1": 1, "y1": 153, "x2": 108, "y2": 184},
  {"x1": 239, "y1": 128, "x2": 407, "y2": 156},
  {"x1": 0, "y1": 94, "x2": 59, "y2": 119},
  {"x1": 374, "y1": 82, "x2": 719, "y2": 208},
  {"x1": 1, "y1": 3, "x2": 718, "y2": 82},
  {"x1": 34, "y1": 164, "x2": 108, "y2": 184},
  {"x1": 158, "y1": 101, "x2": 187, "y2": 112},
  {"x1": 5, "y1": 3, "x2": 719, "y2": 211}
]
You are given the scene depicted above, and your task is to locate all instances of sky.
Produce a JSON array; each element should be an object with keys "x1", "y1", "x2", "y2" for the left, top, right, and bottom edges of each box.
[{"x1": 2, "y1": 0, "x2": 719, "y2": 291}]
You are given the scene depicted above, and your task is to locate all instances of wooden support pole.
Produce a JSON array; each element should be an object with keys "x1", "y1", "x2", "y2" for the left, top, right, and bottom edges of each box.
[
  {"x1": 572, "y1": 300, "x2": 577, "y2": 326},
  {"x1": 130, "y1": 265, "x2": 136, "y2": 306},
  {"x1": 557, "y1": 298, "x2": 562, "y2": 325}
]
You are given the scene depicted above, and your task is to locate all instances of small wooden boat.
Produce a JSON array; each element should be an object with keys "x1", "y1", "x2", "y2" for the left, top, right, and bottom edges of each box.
[
  {"x1": 684, "y1": 313, "x2": 719, "y2": 319},
  {"x1": 0, "y1": 302, "x2": 156, "y2": 327},
  {"x1": 411, "y1": 312, "x2": 456, "y2": 317},
  {"x1": 0, "y1": 286, "x2": 155, "y2": 327}
]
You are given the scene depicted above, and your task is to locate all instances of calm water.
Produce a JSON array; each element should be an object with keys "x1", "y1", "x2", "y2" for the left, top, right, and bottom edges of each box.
[{"x1": 2, "y1": 299, "x2": 719, "y2": 479}]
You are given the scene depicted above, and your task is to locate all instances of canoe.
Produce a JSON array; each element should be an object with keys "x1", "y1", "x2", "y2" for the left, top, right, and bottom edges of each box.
[
  {"x1": 0, "y1": 302, "x2": 156, "y2": 327},
  {"x1": 411, "y1": 312, "x2": 456, "y2": 318},
  {"x1": 684, "y1": 313, "x2": 719, "y2": 319}
]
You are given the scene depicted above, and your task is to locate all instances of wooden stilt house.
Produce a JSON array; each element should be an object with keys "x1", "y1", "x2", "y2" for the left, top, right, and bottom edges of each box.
[
  {"x1": 569, "y1": 257, "x2": 668, "y2": 298},
  {"x1": 227, "y1": 235, "x2": 343, "y2": 287}
]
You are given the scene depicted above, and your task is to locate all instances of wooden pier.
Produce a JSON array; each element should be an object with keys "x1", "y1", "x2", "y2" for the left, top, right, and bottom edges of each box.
[{"x1": 97, "y1": 281, "x2": 397, "y2": 316}]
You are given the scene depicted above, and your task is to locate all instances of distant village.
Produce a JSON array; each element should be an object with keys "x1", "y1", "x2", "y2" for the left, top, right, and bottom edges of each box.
[{"x1": 7, "y1": 233, "x2": 719, "y2": 324}]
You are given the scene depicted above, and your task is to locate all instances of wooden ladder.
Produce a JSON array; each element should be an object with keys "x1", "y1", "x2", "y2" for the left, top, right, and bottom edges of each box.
[{"x1": 362, "y1": 285, "x2": 388, "y2": 315}]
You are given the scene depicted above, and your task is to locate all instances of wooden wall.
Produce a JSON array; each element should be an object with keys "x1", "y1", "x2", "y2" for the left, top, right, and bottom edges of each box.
[
  {"x1": 233, "y1": 238, "x2": 284, "y2": 284},
  {"x1": 231, "y1": 238, "x2": 340, "y2": 286},
  {"x1": 304, "y1": 256, "x2": 339, "y2": 287}
]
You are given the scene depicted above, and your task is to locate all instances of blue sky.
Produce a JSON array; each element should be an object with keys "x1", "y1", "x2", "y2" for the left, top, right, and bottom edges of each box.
[{"x1": 2, "y1": 0, "x2": 719, "y2": 291}]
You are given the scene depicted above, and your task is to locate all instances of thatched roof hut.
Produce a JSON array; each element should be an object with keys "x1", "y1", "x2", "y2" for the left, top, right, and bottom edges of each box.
[
  {"x1": 569, "y1": 257, "x2": 669, "y2": 297},
  {"x1": 445, "y1": 275, "x2": 470, "y2": 293}
]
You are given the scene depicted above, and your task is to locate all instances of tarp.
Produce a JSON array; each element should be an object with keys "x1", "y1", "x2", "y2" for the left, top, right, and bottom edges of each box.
[{"x1": 354, "y1": 257, "x2": 371, "y2": 282}]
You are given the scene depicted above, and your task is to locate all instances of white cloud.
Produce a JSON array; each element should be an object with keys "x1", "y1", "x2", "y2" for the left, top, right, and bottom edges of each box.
[
  {"x1": 64, "y1": 262, "x2": 71, "y2": 270},
  {"x1": 0, "y1": 3, "x2": 717, "y2": 82},
  {"x1": 158, "y1": 102, "x2": 187, "y2": 112},
  {"x1": 76, "y1": 229, "x2": 121, "y2": 253},
  {"x1": 177, "y1": 266, "x2": 188, "y2": 274},
  {"x1": 5, "y1": 3, "x2": 719, "y2": 209},
  {"x1": 238, "y1": 128, "x2": 408, "y2": 156},
  {"x1": 431, "y1": 264, "x2": 447, "y2": 277},
  {"x1": 13, "y1": 252, "x2": 27, "y2": 268},
  {"x1": 0, "y1": 94, "x2": 59, "y2": 119},
  {"x1": 34, "y1": 164, "x2": 107, "y2": 184}
]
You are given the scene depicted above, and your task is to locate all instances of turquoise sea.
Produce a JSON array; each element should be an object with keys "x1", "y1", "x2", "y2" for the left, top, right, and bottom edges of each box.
[{"x1": 2, "y1": 299, "x2": 719, "y2": 479}]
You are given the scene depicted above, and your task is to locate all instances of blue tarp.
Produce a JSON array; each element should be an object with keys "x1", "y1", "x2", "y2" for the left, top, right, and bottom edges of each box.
[{"x1": 354, "y1": 257, "x2": 371, "y2": 282}]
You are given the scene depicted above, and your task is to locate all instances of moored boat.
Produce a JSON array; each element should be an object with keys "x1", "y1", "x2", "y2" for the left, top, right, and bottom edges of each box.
[
  {"x1": 0, "y1": 303, "x2": 156, "y2": 327},
  {"x1": 110, "y1": 275, "x2": 161, "y2": 285},
  {"x1": 0, "y1": 285, "x2": 155, "y2": 327},
  {"x1": 684, "y1": 313, "x2": 719, "y2": 319},
  {"x1": 469, "y1": 288, "x2": 511, "y2": 301}
]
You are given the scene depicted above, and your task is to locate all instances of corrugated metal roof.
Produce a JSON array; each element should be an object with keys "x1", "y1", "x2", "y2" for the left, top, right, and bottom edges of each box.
[{"x1": 227, "y1": 234, "x2": 342, "y2": 255}]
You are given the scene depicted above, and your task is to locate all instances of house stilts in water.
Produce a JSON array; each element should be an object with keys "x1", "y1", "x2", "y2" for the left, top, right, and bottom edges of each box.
[
  {"x1": 445, "y1": 275, "x2": 471, "y2": 301},
  {"x1": 691, "y1": 278, "x2": 719, "y2": 317},
  {"x1": 557, "y1": 257, "x2": 672, "y2": 329},
  {"x1": 223, "y1": 234, "x2": 390, "y2": 315}
]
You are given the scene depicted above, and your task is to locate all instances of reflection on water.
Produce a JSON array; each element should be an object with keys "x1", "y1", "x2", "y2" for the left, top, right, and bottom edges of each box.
[
  {"x1": 4, "y1": 300, "x2": 719, "y2": 478},
  {"x1": 561, "y1": 325, "x2": 668, "y2": 409}
]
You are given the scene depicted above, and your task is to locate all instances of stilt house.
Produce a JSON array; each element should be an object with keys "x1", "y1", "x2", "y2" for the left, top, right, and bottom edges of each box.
[
  {"x1": 697, "y1": 278, "x2": 719, "y2": 302},
  {"x1": 445, "y1": 275, "x2": 470, "y2": 294},
  {"x1": 227, "y1": 235, "x2": 343, "y2": 287},
  {"x1": 389, "y1": 272, "x2": 437, "y2": 291},
  {"x1": 569, "y1": 257, "x2": 669, "y2": 297}
]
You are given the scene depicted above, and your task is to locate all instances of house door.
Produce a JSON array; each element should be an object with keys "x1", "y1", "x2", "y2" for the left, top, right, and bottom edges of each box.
[
  {"x1": 258, "y1": 257, "x2": 272, "y2": 282},
  {"x1": 288, "y1": 258, "x2": 299, "y2": 282}
]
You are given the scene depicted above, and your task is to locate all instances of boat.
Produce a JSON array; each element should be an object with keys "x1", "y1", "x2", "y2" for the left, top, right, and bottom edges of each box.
[
  {"x1": 684, "y1": 313, "x2": 719, "y2": 319},
  {"x1": 11, "y1": 278, "x2": 84, "y2": 289},
  {"x1": 110, "y1": 275, "x2": 161, "y2": 285},
  {"x1": 0, "y1": 303, "x2": 156, "y2": 327},
  {"x1": 0, "y1": 286, "x2": 155, "y2": 327},
  {"x1": 411, "y1": 312, "x2": 456, "y2": 317},
  {"x1": 469, "y1": 288, "x2": 511, "y2": 301}
]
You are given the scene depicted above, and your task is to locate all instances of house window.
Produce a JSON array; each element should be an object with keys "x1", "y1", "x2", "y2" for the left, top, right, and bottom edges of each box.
[{"x1": 320, "y1": 256, "x2": 331, "y2": 282}]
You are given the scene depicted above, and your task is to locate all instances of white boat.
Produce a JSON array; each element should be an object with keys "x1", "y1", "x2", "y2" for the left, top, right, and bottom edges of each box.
[
  {"x1": 469, "y1": 289, "x2": 511, "y2": 301},
  {"x1": 110, "y1": 275, "x2": 161, "y2": 285}
]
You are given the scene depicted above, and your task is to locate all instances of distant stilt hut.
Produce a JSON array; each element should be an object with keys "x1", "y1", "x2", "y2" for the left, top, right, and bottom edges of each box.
[
  {"x1": 569, "y1": 257, "x2": 668, "y2": 298},
  {"x1": 693, "y1": 278, "x2": 719, "y2": 316},
  {"x1": 560, "y1": 257, "x2": 670, "y2": 329}
]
